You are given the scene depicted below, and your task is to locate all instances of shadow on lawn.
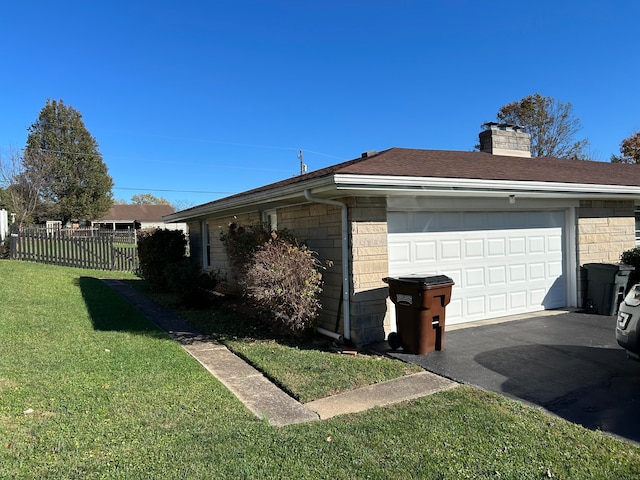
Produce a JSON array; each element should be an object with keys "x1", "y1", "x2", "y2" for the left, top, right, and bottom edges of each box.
[
  {"x1": 77, "y1": 276, "x2": 167, "y2": 338},
  {"x1": 81, "y1": 276, "x2": 339, "y2": 357}
]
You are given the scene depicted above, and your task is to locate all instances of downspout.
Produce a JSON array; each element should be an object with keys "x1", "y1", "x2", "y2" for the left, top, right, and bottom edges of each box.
[{"x1": 304, "y1": 190, "x2": 351, "y2": 342}]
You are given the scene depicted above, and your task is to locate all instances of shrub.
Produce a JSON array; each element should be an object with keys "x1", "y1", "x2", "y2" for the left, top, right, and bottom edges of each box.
[
  {"x1": 137, "y1": 229, "x2": 187, "y2": 292},
  {"x1": 219, "y1": 222, "x2": 271, "y2": 273},
  {"x1": 621, "y1": 246, "x2": 640, "y2": 290},
  {"x1": 165, "y1": 258, "x2": 219, "y2": 309},
  {"x1": 220, "y1": 222, "x2": 298, "y2": 274},
  {"x1": 0, "y1": 240, "x2": 9, "y2": 259},
  {"x1": 243, "y1": 238, "x2": 323, "y2": 337}
]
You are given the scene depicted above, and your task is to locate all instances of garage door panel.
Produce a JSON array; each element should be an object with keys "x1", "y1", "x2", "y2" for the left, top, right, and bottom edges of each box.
[
  {"x1": 414, "y1": 241, "x2": 436, "y2": 262},
  {"x1": 530, "y1": 288, "x2": 547, "y2": 305},
  {"x1": 388, "y1": 210, "x2": 566, "y2": 325},
  {"x1": 548, "y1": 235, "x2": 562, "y2": 252},
  {"x1": 487, "y1": 238, "x2": 506, "y2": 257},
  {"x1": 509, "y1": 237, "x2": 526, "y2": 255},
  {"x1": 464, "y1": 239, "x2": 484, "y2": 258},
  {"x1": 388, "y1": 242, "x2": 411, "y2": 264},
  {"x1": 510, "y1": 291, "x2": 527, "y2": 309},
  {"x1": 529, "y1": 236, "x2": 545, "y2": 253},
  {"x1": 509, "y1": 264, "x2": 527, "y2": 282},
  {"x1": 467, "y1": 296, "x2": 486, "y2": 315},
  {"x1": 465, "y1": 268, "x2": 485, "y2": 287},
  {"x1": 529, "y1": 263, "x2": 546, "y2": 280},
  {"x1": 448, "y1": 298, "x2": 463, "y2": 318},
  {"x1": 548, "y1": 261, "x2": 563, "y2": 277},
  {"x1": 489, "y1": 294, "x2": 507, "y2": 313},
  {"x1": 441, "y1": 240, "x2": 462, "y2": 260},
  {"x1": 488, "y1": 266, "x2": 506, "y2": 285}
]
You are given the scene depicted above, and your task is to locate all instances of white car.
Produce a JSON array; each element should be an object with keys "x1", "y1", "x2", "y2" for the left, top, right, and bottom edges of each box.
[{"x1": 616, "y1": 284, "x2": 640, "y2": 358}]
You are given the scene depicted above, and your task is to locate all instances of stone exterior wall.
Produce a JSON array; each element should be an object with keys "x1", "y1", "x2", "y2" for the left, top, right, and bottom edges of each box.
[
  {"x1": 577, "y1": 200, "x2": 635, "y2": 264},
  {"x1": 576, "y1": 200, "x2": 635, "y2": 306},
  {"x1": 277, "y1": 202, "x2": 343, "y2": 339},
  {"x1": 348, "y1": 197, "x2": 389, "y2": 345},
  {"x1": 276, "y1": 197, "x2": 390, "y2": 346},
  {"x1": 191, "y1": 212, "x2": 262, "y2": 293}
]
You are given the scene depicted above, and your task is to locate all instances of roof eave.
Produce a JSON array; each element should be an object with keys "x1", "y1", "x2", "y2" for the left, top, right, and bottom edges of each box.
[
  {"x1": 333, "y1": 174, "x2": 640, "y2": 199},
  {"x1": 165, "y1": 172, "x2": 640, "y2": 224},
  {"x1": 163, "y1": 176, "x2": 338, "y2": 223}
]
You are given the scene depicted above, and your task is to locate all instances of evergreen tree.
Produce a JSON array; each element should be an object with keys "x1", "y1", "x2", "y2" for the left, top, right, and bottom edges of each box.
[{"x1": 24, "y1": 99, "x2": 113, "y2": 224}]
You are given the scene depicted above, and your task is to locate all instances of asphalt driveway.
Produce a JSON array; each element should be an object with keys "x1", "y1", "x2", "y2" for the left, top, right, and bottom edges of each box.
[{"x1": 384, "y1": 311, "x2": 640, "y2": 443}]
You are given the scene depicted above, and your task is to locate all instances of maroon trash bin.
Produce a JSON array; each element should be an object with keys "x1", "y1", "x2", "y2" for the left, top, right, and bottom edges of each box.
[{"x1": 383, "y1": 275, "x2": 454, "y2": 355}]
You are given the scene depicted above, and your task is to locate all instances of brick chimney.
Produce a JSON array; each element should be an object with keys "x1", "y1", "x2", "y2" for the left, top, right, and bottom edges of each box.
[{"x1": 479, "y1": 122, "x2": 531, "y2": 157}]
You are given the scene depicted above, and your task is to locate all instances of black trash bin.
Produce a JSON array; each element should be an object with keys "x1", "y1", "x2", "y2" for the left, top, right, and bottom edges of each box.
[
  {"x1": 584, "y1": 263, "x2": 635, "y2": 316},
  {"x1": 383, "y1": 274, "x2": 454, "y2": 355}
]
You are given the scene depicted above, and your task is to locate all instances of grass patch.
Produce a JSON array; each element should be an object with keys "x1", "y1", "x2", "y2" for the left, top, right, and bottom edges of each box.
[
  {"x1": 131, "y1": 283, "x2": 422, "y2": 402},
  {"x1": 2, "y1": 260, "x2": 640, "y2": 479}
]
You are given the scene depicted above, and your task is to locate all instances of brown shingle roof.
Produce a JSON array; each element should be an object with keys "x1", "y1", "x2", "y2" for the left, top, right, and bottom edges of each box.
[
  {"x1": 100, "y1": 204, "x2": 175, "y2": 222},
  {"x1": 335, "y1": 148, "x2": 640, "y2": 186},
  {"x1": 171, "y1": 148, "x2": 640, "y2": 218},
  {"x1": 236, "y1": 148, "x2": 640, "y2": 195}
]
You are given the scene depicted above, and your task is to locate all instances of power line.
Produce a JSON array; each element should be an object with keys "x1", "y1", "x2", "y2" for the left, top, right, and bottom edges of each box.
[{"x1": 113, "y1": 187, "x2": 234, "y2": 194}]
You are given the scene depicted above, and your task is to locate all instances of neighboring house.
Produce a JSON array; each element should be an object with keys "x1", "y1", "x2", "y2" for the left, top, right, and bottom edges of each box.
[
  {"x1": 96, "y1": 204, "x2": 187, "y2": 232},
  {"x1": 164, "y1": 124, "x2": 640, "y2": 346}
]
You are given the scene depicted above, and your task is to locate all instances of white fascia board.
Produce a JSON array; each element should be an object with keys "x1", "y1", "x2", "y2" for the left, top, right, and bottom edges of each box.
[{"x1": 333, "y1": 174, "x2": 640, "y2": 197}]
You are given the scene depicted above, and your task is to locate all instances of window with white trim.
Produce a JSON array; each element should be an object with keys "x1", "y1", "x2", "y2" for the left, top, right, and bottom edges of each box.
[
  {"x1": 263, "y1": 209, "x2": 277, "y2": 232},
  {"x1": 202, "y1": 220, "x2": 211, "y2": 268}
]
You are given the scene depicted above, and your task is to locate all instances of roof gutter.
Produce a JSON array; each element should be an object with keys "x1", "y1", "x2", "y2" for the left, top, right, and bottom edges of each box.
[
  {"x1": 333, "y1": 174, "x2": 640, "y2": 197},
  {"x1": 304, "y1": 189, "x2": 351, "y2": 342}
]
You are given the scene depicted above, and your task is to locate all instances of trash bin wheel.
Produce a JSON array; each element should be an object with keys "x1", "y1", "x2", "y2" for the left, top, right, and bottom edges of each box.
[{"x1": 388, "y1": 332, "x2": 401, "y2": 350}]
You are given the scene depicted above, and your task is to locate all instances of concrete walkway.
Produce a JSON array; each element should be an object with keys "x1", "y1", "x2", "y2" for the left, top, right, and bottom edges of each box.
[{"x1": 102, "y1": 279, "x2": 457, "y2": 426}]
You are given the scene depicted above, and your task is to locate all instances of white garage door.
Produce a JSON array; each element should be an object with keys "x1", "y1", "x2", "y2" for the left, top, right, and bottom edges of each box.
[{"x1": 388, "y1": 210, "x2": 566, "y2": 325}]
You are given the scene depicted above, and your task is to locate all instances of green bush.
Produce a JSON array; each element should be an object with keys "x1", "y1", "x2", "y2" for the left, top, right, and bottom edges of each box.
[
  {"x1": 621, "y1": 246, "x2": 640, "y2": 290},
  {"x1": 165, "y1": 258, "x2": 219, "y2": 309},
  {"x1": 243, "y1": 238, "x2": 323, "y2": 337},
  {"x1": 137, "y1": 229, "x2": 187, "y2": 292}
]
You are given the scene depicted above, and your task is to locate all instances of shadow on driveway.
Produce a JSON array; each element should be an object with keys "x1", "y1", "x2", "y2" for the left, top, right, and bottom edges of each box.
[{"x1": 385, "y1": 312, "x2": 640, "y2": 443}]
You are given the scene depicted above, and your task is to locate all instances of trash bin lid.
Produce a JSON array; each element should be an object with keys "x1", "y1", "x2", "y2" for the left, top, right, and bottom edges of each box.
[
  {"x1": 384, "y1": 274, "x2": 454, "y2": 286},
  {"x1": 584, "y1": 262, "x2": 635, "y2": 272}
]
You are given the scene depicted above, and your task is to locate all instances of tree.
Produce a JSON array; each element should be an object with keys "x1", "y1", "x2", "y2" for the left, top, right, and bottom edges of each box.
[
  {"x1": 131, "y1": 193, "x2": 171, "y2": 205},
  {"x1": 0, "y1": 148, "x2": 47, "y2": 227},
  {"x1": 494, "y1": 93, "x2": 589, "y2": 159},
  {"x1": 611, "y1": 132, "x2": 640, "y2": 164},
  {"x1": 24, "y1": 99, "x2": 113, "y2": 224}
]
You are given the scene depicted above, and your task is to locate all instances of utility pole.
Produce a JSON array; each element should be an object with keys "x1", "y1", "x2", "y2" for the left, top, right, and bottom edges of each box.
[{"x1": 298, "y1": 149, "x2": 307, "y2": 175}]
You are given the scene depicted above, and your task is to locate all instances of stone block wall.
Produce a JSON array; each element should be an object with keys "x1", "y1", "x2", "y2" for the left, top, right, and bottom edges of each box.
[
  {"x1": 202, "y1": 212, "x2": 262, "y2": 293},
  {"x1": 278, "y1": 197, "x2": 390, "y2": 346},
  {"x1": 278, "y1": 202, "x2": 344, "y2": 338},
  {"x1": 577, "y1": 200, "x2": 635, "y2": 264},
  {"x1": 576, "y1": 200, "x2": 635, "y2": 306},
  {"x1": 348, "y1": 197, "x2": 389, "y2": 345}
]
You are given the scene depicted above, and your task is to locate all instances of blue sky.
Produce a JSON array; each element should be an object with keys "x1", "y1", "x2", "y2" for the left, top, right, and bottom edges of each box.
[{"x1": 1, "y1": 1, "x2": 639, "y2": 209}]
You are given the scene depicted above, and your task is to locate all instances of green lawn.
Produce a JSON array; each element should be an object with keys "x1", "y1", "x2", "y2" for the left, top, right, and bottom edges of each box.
[{"x1": 2, "y1": 260, "x2": 640, "y2": 479}]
